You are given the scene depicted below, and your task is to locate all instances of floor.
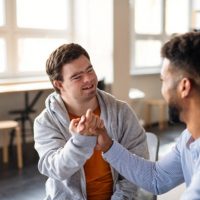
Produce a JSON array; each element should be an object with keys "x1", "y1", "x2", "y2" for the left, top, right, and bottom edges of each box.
[
  {"x1": 0, "y1": 122, "x2": 186, "y2": 200},
  {"x1": 0, "y1": 143, "x2": 46, "y2": 200}
]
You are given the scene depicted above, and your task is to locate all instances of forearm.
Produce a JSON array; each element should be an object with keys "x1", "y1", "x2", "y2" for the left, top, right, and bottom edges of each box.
[
  {"x1": 103, "y1": 141, "x2": 184, "y2": 195},
  {"x1": 36, "y1": 134, "x2": 97, "y2": 180},
  {"x1": 103, "y1": 141, "x2": 158, "y2": 194}
]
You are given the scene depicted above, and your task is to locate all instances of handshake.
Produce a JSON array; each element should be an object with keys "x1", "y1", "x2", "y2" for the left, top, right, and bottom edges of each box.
[{"x1": 69, "y1": 109, "x2": 113, "y2": 152}]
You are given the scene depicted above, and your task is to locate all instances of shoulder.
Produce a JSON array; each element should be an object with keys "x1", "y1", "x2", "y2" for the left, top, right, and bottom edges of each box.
[
  {"x1": 175, "y1": 129, "x2": 191, "y2": 152},
  {"x1": 97, "y1": 89, "x2": 131, "y2": 110},
  {"x1": 34, "y1": 92, "x2": 61, "y2": 127},
  {"x1": 34, "y1": 108, "x2": 52, "y2": 128},
  {"x1": 179, "y1": 129, "x2": 191, "y2": 143}
]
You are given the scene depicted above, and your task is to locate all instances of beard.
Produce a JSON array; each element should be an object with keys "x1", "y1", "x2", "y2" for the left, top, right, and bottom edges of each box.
[{"x1": 168, "y1": 104, "x2": 181, "y2": 124}]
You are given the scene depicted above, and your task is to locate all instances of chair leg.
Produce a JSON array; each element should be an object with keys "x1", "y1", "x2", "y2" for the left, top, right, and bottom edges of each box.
[
  {"x1": 2, "y1": 131, "x2": 9, "y2": 163},
  {"x1": 145, "y1": 104, "x2": 151, "y2": 128},
  {"x1": 28, "y1": 116, "x2": 34, "y2": 135},
  {"x1": 9, "y1": 128, "x2": 15, "y2": 149},
  {"x1": 21, "y1": 116, "x2": 26, "y2": 144},
  {"x1": 159, "y1": 104, "x2": 165, "y2": 130},
  {"x1": 15, "y1": 126, "x2": 23, "y2": 169}
]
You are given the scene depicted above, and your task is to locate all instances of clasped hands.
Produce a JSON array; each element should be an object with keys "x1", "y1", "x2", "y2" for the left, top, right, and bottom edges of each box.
[{"x1": 69, "y1": 109, "x2": 113, "y2": 152}]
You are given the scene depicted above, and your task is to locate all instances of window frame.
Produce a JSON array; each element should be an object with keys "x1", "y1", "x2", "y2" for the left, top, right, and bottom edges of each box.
[
  {"x1": 130, "y1": 0, "x2": 193, "y2": 75},
  {"x1": 0, "y1": 0, "x2": 73, "y2": 79}
]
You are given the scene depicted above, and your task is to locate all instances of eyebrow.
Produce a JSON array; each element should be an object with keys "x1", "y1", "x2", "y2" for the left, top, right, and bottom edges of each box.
[{"x1": 70, "y1": 65, "x2": 93, "y2": 79}]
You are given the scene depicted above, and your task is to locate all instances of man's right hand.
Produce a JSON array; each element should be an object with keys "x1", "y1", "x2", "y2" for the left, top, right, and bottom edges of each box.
[
  {"x1": 69, "y1": 109, "x2": 113, "y2": 152},
  {"x1": 69, "y1": 109, "x2": 104, "y2": 136},
  {"x1": 95, "y1": 127, "x2": 113, "y2": 153}
]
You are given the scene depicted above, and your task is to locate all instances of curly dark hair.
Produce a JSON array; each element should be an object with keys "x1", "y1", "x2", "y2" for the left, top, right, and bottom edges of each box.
[
  {"x1": 161, "y1": 32, "x2": 200, "y2": 89},
  {"x1": 46, "y1": 43, "x2": 90, "y2": 93}
]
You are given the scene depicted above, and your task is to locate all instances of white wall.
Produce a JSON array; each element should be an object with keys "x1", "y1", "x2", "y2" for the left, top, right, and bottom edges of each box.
[{"x1": 111, "y1": 0, "x2": 168, "y2": 124}]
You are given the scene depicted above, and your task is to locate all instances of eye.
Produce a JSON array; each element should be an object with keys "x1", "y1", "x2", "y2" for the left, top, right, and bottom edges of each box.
[
  {"x1": 72, "y1": 75, "x2": 81, "y2": 80},
  {"x1": 87, "y1": 67, "x2": 94, "y2": 73}
]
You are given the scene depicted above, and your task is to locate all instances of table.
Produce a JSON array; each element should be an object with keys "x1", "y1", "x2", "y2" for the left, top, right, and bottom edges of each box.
[
  {"x1": 0, "y1": 81, "x2": 53, "y2": 93},
  {"x1": 129, "y1": 88, "x2": 145, "y2": 100},
  {"x1": 0, "y1": 80, "x2": 54, "y2": 143}
]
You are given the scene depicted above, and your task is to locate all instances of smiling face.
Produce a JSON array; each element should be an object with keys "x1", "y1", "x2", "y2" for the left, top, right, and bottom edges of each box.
[{"x1": 53, "y1": 55, "x2": 98, "y2": 106}]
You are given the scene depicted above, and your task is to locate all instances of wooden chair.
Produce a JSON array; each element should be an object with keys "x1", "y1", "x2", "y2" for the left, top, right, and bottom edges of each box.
[
  {"x1": 0, "y1": 120, "x2": 23, "y2": 169},
  {"x1": 145, "y1": 99, "x2": 167, "y2": 130}
]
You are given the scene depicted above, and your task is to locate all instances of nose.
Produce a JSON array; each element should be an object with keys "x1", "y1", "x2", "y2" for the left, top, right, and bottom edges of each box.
[{"x1": 83, "y1": 73, "x2": 92, "y2": 83}]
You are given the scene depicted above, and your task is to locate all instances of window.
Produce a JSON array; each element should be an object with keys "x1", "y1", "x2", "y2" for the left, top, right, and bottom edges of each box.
[
  {"x1": 0, "y1": 0, "x2": 5, "y2": 73},
  {"x1": 130, "y1": 0, "x2": 191, "y2": 75},
  {"x1": 16, "y1": 0, "x2": 69, "y2": 30},
  {"x1": 0, "y1": 0, "x2": 4, "y2": 26},
  {"x1": 73, "y1": 0, "x2": 113, "y2": 83},
  {"x1": 0, "y1": 38, "x2": 6, "y2": 73},
  {"x1": 192, "y1": 0, "x2": 200, "y2": 30},
  {"x1": 0, "y1": 0, "x2": 113, "y2": 83}
]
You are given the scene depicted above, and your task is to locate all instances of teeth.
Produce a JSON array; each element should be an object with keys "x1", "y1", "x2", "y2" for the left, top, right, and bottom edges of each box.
[{"x1": 84, "y1": 85, "x2": 92, "y2": 89}]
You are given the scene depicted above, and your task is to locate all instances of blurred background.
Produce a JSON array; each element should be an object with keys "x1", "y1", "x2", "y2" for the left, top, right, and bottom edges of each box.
[{"x1": 0, "y1": 0, "x2": 200, "y2": 199}]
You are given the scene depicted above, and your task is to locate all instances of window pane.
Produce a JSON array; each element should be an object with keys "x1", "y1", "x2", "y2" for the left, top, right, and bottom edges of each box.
[
  {"x1": 0, "y1": 38, "x2": 6, "y2": 72},
  {"x1": 0, "y1": 0, "x2": 5, "y2": 26},
  {"x1": 74, "y1": 0, "x2": 113, "y2": 83},
  {"x1": 135, "y1": 40, "x2": 161, "y2": 67},
  {"x1": 192, "y1": 0, "x2": 200, "y2": 30},
  {"x1": 135, "y1": 0, "x2": 162, "y2": 34},
  {"x1": 16, "y1": 0, "x2": 69, "y2": 30},
  {"x1": 18, "y1": 38, "x2": 67, "y2": 72},
  {"x1": 193, "y1": 0, "x2": 200, "y2": 9},
  {"x1": 194, "y1": 12, "x2": 200, "y2": 29},
  {"x1": 166, "y1": 0, "x2": 189, "y2": 34}
]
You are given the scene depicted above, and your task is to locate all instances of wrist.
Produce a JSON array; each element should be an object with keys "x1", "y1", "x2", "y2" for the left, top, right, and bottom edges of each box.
[{"x1": 102, "y1": 138, "x2": 113, "y2": 153}]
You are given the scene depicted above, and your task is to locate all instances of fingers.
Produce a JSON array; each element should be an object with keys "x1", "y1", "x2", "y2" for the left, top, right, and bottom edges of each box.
[
  {"x1": 69, "y1": 118, "x2": 80, "y2": 133},
  {"x1": 69, "y1": 116, "x2": 87, "y2": 134},
  {"x1": 86, "y1": 111, "x2": 104, "y2": 134},
  {"x1": 99, "y1": 119, "x2": 104, "y2": 129},
  {"x1": 69, "y1": 109, "x2": 105, "y2": 136},
  {"x1": 77, "y1": 115, "x2": 86, "y2": 132},
  {"x1": 86, "y1": 109, "x2": 93, "y2": 123}
]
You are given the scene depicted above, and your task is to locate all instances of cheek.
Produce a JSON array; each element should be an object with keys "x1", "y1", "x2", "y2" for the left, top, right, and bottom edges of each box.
[
  {"x1": 161, "y1": 84, "x2": 166, "y2": 98},
  {"x1": 161, "y1": 84, "x2": 170, "y2": 102},
  {"x1": 92, "y1": 73, "x2": 98, "y2": 83}
]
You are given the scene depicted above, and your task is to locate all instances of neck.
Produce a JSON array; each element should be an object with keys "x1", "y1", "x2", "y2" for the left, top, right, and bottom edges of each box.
[
  {"x1": 63, "y1": 96, "x2": 98, "y2": 116},
  {"x1": 183, "y1": 99, "x2": 200, "y2": 139}
]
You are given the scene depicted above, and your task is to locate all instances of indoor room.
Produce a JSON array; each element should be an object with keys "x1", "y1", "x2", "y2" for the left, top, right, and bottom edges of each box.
[{"x1": 0, "y1": 0, "x2": 200, "y2": 199}]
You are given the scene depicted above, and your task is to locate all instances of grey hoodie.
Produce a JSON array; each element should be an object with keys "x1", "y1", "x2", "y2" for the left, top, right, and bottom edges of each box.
[{"x1": 34, "y1": 89, "x2": 149, "y2": 200}]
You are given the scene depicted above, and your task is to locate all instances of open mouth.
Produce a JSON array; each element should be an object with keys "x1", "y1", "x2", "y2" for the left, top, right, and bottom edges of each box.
[{"x1": 82, "y1": 84, "x2": 94, "y2": 90}]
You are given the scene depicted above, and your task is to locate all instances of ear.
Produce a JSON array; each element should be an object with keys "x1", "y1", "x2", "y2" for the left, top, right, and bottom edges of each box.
[
  {"x1": 179, "y1": 78, "x2": 191, "y2": 98},
  {"x1": 53, "y1": 80, "x2": 63, "y2": 91}
]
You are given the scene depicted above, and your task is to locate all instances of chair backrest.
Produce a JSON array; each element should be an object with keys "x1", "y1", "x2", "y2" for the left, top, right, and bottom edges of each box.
[
  {"x1": 142, "y1": 132, "x2": 159, "y2": 200},
  {"x1": 146, "y1": 132, "x2": 159, "y2": 162}
]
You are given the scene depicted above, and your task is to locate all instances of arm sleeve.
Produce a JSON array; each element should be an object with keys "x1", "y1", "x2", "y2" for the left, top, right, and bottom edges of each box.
[
  {"x1": 103, "y1": 140, "x2": 184, "y2": 195},
  {"x1": 34, "y1": 117, "x2": 97, "y2": 181},
  {"x1": 111, "y1": 104, "x2": 149, "y2": 199}
]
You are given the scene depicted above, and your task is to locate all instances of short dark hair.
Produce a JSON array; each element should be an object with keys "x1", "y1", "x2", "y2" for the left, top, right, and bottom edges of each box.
[
  {"x1": 161, "y1": 32, "x2": 200, "y2": 89},
  {"x1": 46, "y1": 43, "x2": 90, "y2": 93}
]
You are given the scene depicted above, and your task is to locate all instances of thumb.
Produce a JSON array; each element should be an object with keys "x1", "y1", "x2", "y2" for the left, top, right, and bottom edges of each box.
[{"x1": 69, "y1": 118, "x2": 80, "y2": 133}]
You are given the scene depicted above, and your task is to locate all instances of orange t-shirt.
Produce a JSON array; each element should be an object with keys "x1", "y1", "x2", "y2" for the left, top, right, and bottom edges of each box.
[{"x1": 69, "y1": 107, "x2": 113, "y2": 200}]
